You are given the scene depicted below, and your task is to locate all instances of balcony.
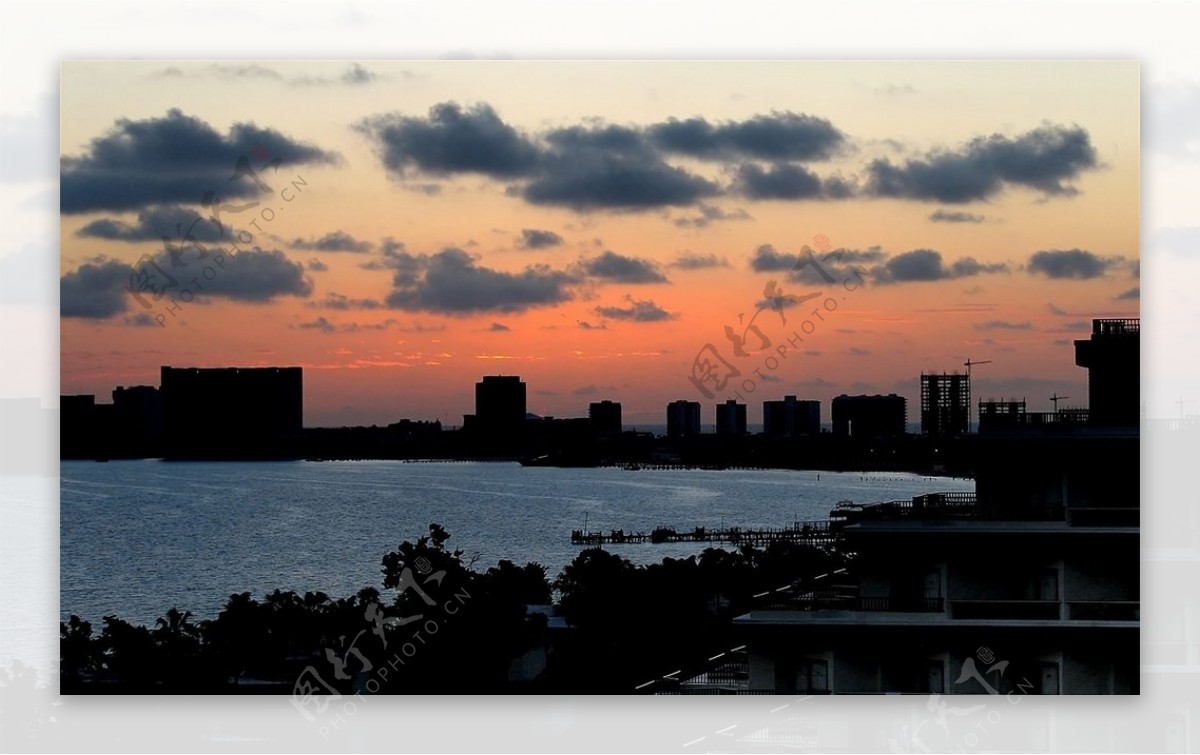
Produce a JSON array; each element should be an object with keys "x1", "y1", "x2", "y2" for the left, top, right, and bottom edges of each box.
[
  {"x1": 949, "y1": 599, "x2": 1061, "y2": 620},
  {"x1": 1067, "y1": 601, "x2": 1140, "y2": 621},
  {"x1": 762, "y1": 592, "x2": 944, "y2": 613},
  {"x1": 1067, "y1": 507, "x2": 1139, "y2": 527}
]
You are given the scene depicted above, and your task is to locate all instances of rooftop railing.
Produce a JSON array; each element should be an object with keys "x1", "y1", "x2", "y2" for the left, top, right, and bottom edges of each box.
[{"x1": 1094, "y1": 318, "x2": 1139, "y2": 335}]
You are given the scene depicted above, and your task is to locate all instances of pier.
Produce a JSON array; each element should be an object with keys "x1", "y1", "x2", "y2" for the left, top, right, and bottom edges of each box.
[{"x1": 570, "y1": 519, "x2": 839, "y2": 546}]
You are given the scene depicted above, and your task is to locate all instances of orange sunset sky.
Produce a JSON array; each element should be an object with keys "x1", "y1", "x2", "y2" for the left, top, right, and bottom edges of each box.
[{"x1": 59, "y1": 61, "x2": 1140, "y2": 427}]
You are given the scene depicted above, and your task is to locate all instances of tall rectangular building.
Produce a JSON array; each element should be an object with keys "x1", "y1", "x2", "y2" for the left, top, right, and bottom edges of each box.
[
  {"x1": 1074, "y1": 319, "x2": 1139, "y2": 427},
  {"x1": 763, "y1": 396, "x2": 821, "y2": 438},
  {"x1": 716, "y1": 399, "x2": 747, "y2": 436},
  {"x1": 475, "y1": 375, "x2": 527, "y2": 430},
  {"x1": 921, "y1": 373, "x2": 970, "y2": 436},
  {"x1": 588, "y1": 400, "x2": 622, "y2": 434},
  {"x1": 666, "y1": 400, "x2": 702, "y2": 438},
  {"x1": 832, "y1": 394, "x2": 907, "y2": 438},
  {"x1": 160, "y1": 366, "x2": 302, "y2": 458}
]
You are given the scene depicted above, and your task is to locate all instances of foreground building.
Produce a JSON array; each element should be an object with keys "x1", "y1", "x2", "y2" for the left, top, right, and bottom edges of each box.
[{"x1": 734, "y1": 319, "x2": 1139, "y2": 694}]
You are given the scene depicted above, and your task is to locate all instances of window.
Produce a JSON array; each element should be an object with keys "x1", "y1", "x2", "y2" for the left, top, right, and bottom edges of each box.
[{"x1": 797, "y1": 658, "x2": 829, "y2": 693}]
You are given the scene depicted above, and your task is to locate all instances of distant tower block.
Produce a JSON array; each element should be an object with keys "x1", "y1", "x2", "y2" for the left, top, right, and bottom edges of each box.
[
  {"x1": 921, "y1": 372, "x2": 970, "y2": 437},
  {"x1": 475, "y1": 375, "x2": 527, "y2": 430},
  {"x1": 762, "y1": 396, "x2": 820, "y2": 438},
  {"x1": 666, "y1": 400, "x2": 702, "y2": 438},
  {"x1": 716, "y1": 399, "x2": 748, "y2": 436},
  {"x1": 1074, "y1": 318, "x2": 1139, "y2": 427},
  {"x1": 588, "y1": 400, "x2": 622, "y2": 434}
]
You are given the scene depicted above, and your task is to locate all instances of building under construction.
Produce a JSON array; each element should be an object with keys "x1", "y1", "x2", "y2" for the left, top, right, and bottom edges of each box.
[{"x1": 921, "y1": 372, "x2": 970, "y2": 436}]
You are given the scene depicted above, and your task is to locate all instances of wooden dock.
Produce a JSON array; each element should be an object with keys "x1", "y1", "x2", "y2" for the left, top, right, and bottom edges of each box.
[{"x1": 570, "y1": 519, "x2": 839, "y2": 546}]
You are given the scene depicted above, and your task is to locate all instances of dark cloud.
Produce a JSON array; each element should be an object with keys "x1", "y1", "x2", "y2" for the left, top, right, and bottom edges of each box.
[
  {"x1": 749, "y1": 243, "x2": 798, "y2": 272},
  {"x1": 672, "y1": 204, "x2": 752, "y2": 228},
  {"x1": 307, "y1": 259, "x2": 328, "y2": 272},
  {"x1": 297, "y1": 316, "x2": 336, "y2": 333},
  {"x1": 865, "y1": 124, "x2": 1098, "y2": 203},
  {"x1": 296, "y1": 316, "x2": 399, "y2": 333},
  {"x1": 60, "y1": 246, "x2": 313, "y2": 318},
  {"x1": 355, "y1": 102, "x2": 541, "y2": 179},
  {"x1": 871, "y1": 249, "x2": 1008, "y2": 284},
  {"x1": 518, "y1": 228, "x2": 564, "y2": 250},
  {"x1": 594, "y1": 296, "x2": 675, "y2": 322},
  {"x1": 1115, "y1": 287, "x2": 1140, "y2": 301},
  {"x1": 61, "y1": 109, "x2": 340, "y2": 213},
  {"x1": 1027, "y1": 249, "x2": 1120, "y2": 279},
  {"x1": 75, "y1": 205, "x2": 228, "y2": 242},
  {"x1": 384, "y1": 247, "x2": 575, "y2": 314},
  {"x1": 60, "y1": 259, "x2": 134, "y2": 318},
  {"x1": 291, "y1": 230, "x2": 373, "y2": 253},
  {"x1": 929, "y1": 209, "x2": 985, "y2": 224},
  {"x1": 522, "y1": 138, "x2": 718, "y2": 210},
  {"x1": 123, "y1": 313, "x2": 160, "y2": 327},
  {"x1": 487, "y1": 322, "x2": 511, "y2": 332},
  {"x1": 647, "y1": 112, "x2": 845, "y2": 161},
  {"x1": 307, "y1": 292, "x2": 384, "y2": 310},
  {"x1": 341, "y1": 63, "x2": 380, "y2": 85},
  {"x1": 669, "y1": 252, "x2": 729, "y2": 270},
  {"x1": 577, "y1": 320, "x2": 607, "y2": 330},
  {"x1": 578, "y1": 251, "x2": 667, "y2": 284},
  {"x1": 201, "y1": 248, "x2": 314, "y2": 301},
  {"x1": 750, "y1": 244, "x2": 884, "y2": 285},
  {"x1": 846, "y1": 347, "x2": 871, "y2": 356},
  {"x1": 735, "y1": 163, "x2": 855, "y2": 200},
  {"x1": 974, "y1": 320, "x2": 1034, "y2": 331}
]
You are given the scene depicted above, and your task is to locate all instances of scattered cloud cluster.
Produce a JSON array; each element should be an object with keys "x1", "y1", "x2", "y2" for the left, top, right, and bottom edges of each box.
[
  {"x1": 1027, "y1": 248, "x2": 1123, "y2": 279},
  {"x1": 61, "y1": 109, "x2": 340, "y2": 213},
  {"x1": 60, "y1": 247, "x2": 312, "y2": 319},
  {"x1": 865, "y1": 124, "x2": 1098, "y2": 203},
  {"x1": 353, "y1": 102, "x2": 1101, "y2": 212},
  {"x1": 291, "y1": 230, "x2": 373, "y2": 253}
]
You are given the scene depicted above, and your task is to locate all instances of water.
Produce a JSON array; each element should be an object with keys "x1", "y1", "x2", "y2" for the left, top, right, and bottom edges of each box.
[{"x1": 60, "y1": 460, "x2": 974, "y2": 626}]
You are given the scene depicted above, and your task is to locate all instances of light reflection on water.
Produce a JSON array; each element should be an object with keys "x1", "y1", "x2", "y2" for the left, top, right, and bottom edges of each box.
[{"x1": 60, "y1": 460, "x2": 973, "y2": 625}]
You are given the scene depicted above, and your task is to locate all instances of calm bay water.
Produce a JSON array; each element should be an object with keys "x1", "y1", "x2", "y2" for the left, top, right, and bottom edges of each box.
[{"x1": 60, "y1": 460, "x2": 974, "y2": 625}]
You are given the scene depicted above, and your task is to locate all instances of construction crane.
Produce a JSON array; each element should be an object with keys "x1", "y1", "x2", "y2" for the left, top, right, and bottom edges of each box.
[
  {"x1": 963, "y1": 359, "x2": 992, "y2": 432},
  {"x1": 1050, "y1": 393, "x2": 1069, "y2": 413},
  {"x1": 963, "y1": 358, "x2": 992, "y2": 377}
]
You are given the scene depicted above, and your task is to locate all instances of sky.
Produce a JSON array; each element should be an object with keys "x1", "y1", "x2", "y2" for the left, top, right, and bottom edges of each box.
[{"x1": 58, "y1": 60, "x2": 1140, "y2": 427}]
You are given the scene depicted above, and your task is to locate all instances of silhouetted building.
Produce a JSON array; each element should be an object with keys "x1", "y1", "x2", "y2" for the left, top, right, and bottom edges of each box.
[
  {"x1": 735, "y1": 318, "x2": 1139, "y2": 694},
  {"x1": 112, "y1": 385, "x2": 161, "y2": 456},
  {"x1": 588, "y1": 400, "x2": 622, "y2": 434},
  {"x1": 763, "y1": 396, "x2": 820, "y2": 438},
  {"x1": 1075, "y1": 319, "x2": 1139, "y2": 427},
  {"x1": 716, "y1": 399, "x2": 748, "y2": 436},
  {"x1": 61, "y1": 394, "x2": 99, "y2": 459},
  {"x1": 666, "y1": 400, "x2": 701, "y2": 438},
  {"x1": 832, "y1": 394, "x2": 906, "y2": 438},
  {"x1": 474, "y1": 375, "x2": 527, "y2": 431},
  {"x1": 922, "y1": 373, "x2": 970, "y2": 436},
  {"x1": 977, "y1": 399, "x2": 1027, "y2": 433},
  {"x1": 161, "y1": 366, "x2": 302, "y2": 458}
]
